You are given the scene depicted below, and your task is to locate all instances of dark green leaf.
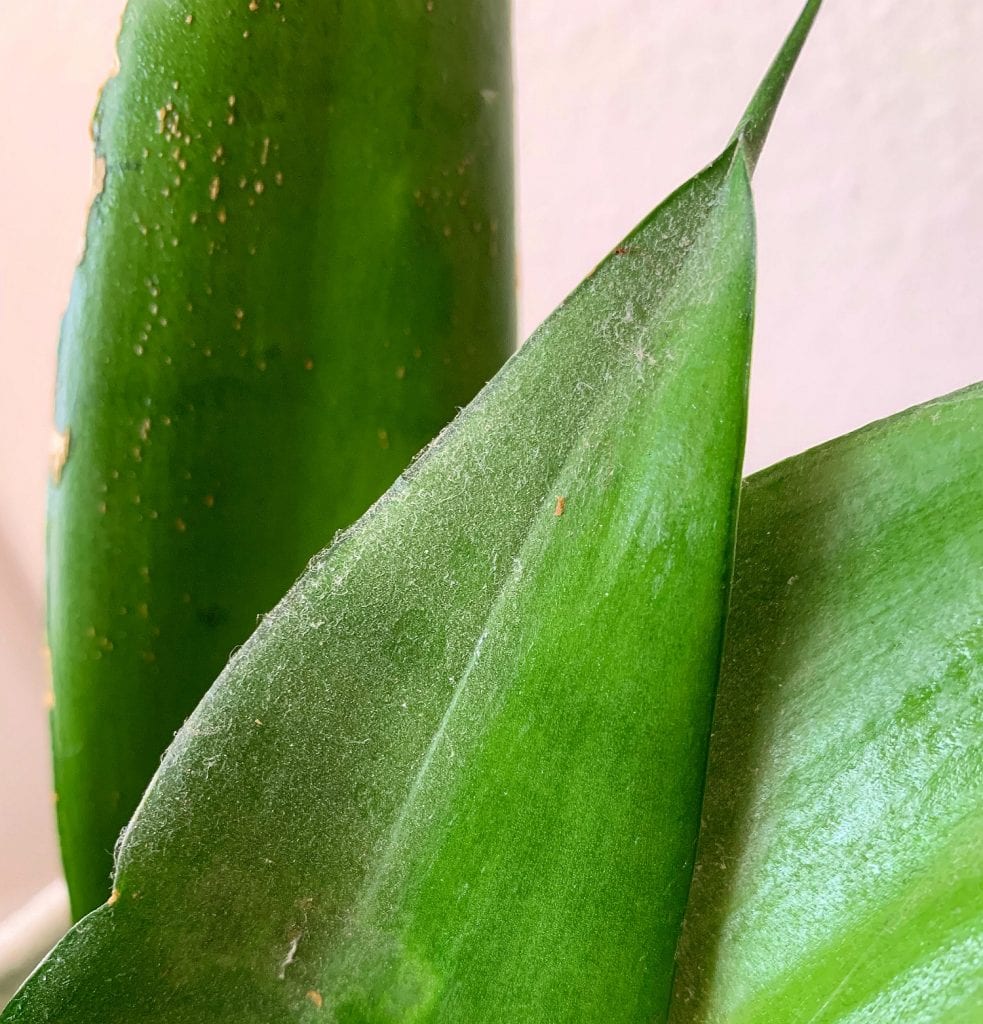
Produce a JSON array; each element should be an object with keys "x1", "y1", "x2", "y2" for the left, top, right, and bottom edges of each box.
[{"x1": 48, "y1": 0, "x2": 514, "y2": 918}]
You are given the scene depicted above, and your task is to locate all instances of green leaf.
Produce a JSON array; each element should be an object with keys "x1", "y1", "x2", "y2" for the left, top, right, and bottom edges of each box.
[
  {"x1": 48, "y1": 0, "x2": 514, "y2": 919},
  {"x1": 671, "y1": 384, "x2": 983, "y2": 1023},
  {"x1": 9, "y1": 5, "x2": 820, "y2": 1020}
]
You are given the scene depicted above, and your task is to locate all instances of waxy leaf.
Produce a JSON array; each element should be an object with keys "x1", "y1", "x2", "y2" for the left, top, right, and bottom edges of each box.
[
  {"x1": 672, "y1": 384, "x2": 983, "y2": 1023},
  {"x1": 9, "y1": 3, "x2": 821, "y2": 1020},
  {"x1": 48, "y1": 0, "x2": 514, "y2": 918}
]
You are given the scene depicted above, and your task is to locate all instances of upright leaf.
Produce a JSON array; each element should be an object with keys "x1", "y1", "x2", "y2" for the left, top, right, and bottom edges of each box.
[
  {"x1": 48, "y1": 0, "x2": 514, "y2": 919},
  {"x1": 10, "y1": 5, "x2": 820, "y2": 1020},
  {"x1": 671, "y1": 384, "x2": 983, "y2": 1023}
]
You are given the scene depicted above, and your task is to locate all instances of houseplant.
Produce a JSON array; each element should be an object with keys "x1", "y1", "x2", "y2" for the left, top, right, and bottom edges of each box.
[{"x1": 3, "y1": 0, "x2": 980, "y2": 1019}]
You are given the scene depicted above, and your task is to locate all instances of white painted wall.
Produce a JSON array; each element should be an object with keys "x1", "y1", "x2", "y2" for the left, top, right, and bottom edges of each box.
[{"x1": 1, "y1": 0, "x2": 981, "y2": 918}]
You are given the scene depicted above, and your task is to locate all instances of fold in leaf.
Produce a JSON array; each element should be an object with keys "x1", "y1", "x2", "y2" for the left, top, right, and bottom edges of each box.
[
  {"x1": 48, "y1": 0, "x2": 515, "y2": 919},
  {"x1": 672, "y1": 383, "x2": 983, "y2": 1023},
  {"x1": 7, "y1": 5, "x2": 820, "y2": 1021}
]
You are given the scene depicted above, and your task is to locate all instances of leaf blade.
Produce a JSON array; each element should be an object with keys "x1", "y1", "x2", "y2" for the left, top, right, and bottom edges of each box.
[
  {"x1": 671, "y1": 383, "x2": 983, "y2": 1023},
  {"x1": 9, "y1": 131, "x2": 758, "y2": 1024}
]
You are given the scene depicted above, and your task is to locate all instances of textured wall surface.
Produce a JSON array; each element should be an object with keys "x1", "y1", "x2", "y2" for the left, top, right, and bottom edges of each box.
[{"x1": 1, "y1": 0, "x2": 981, "y2": 918}]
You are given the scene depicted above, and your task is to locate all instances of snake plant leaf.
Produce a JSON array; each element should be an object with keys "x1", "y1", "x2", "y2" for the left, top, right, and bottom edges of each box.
[
  {"x1": 671, "y1": 383, "x2": 983, "y2": 1023},
  {"x1": 7, "y1": 5, "x2": 819, "y2": 1020},
  {"x1": 48, "y1": 0, "x2": 514, "y2": 919}
]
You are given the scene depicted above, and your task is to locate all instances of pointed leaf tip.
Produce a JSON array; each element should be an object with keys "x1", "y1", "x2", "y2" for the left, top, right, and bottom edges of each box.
[{"x1": 732, "y1": 0, "x2": 823, "y2": 174}]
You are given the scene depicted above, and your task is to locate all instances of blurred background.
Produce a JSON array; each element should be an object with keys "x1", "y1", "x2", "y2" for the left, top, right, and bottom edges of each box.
[{"x1": 1, "y1": 0, "x2": 981, "y2": 922}]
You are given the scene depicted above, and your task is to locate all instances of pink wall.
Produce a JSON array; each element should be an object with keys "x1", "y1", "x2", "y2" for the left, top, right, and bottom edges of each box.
[{"x1": 1, "y1": 0, "x2": 981, "y2": 917}]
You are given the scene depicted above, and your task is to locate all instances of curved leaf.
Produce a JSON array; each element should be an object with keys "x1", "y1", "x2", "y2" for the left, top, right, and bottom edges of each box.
[
  {"x1": 48, "y1": 0, "x2": 514, "y2": 918},
  {"x1": 15, "y1": 149, "x2": 755, "y2": 1024},
  {"x1": 671, "y1": 384, "x2": 983, "y2": 1023}
]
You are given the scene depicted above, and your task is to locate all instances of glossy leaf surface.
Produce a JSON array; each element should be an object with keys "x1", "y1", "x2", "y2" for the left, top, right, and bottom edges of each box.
[
  {"x1": 672, "y1": 384, "x2": 983, "y2": 1023},
  {"x1": 17, "y1": 150, "x2": 756, "y2": 1024},
  {"x1": 48, "y1": 0, "x2": 515, "y2": 918}
]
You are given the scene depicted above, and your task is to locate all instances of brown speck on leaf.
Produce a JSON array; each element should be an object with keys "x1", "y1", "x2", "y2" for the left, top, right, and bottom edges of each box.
[
  {"x1": 50, "y1": 428, "x2": 71, "y2": 483},
  {"x1": 88, "y1": 156, "x2": 107, "y2": 211},
  {"x1": 260, "y1": 136, "x2": 271, "y2": 165},
  {"x1": 554, "y1": 495, "x2": 567, "y2": 517},
  {"x1": 254, "y1": 179, "x2": 265, "y2": 194},
  {"x1": 107, "y1": 889, "x2": 121, "y2": 906},
  {"x1": 306, "y1": 991, "x2": 323, "y2": 1009},
  {"x1": 378, "y1": 428, "x2": 390, "y2": 450},
  {"x1": 217, "y1": 207, "x2": 227, "y2": 224},
  {"x1": 185, "y1": 14, "x2": 194, "y2": 25},
  {"x1": 203, "y1": 494, "x2": 215, "y2": 508},
  {"x1": 249, "y1": 0, "x2": 260, "y2": 9},
  {"x1": 614, "y1": 246, "x2": 630, "y2": 255},
  {"x1": 304, "y1": 358, "x2": 314, "y2": 371},
  {"x1": 43, "y1": 687, "x2": 55, "y2": 711},
  {"x1": 209, "y1": 175, "x2": 221, "y2": 200},
  {"x1": 274, "y1": 170, "x2": 284, "y2": 186},
  {"x1": 395, "y1": 365, "x2": 406, "y2": 380},
  {"x1": 175, "y1": 517, "x2": 187, "y2": 532}
]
